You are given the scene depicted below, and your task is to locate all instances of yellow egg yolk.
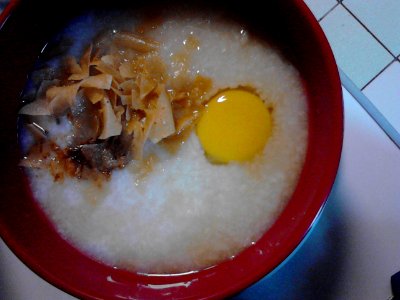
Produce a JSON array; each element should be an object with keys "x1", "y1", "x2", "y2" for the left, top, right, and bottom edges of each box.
[{"x1": 196, "y1": 89, "x2": 272, "y2": 163}]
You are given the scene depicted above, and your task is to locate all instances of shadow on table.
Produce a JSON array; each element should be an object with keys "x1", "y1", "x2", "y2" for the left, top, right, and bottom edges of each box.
[{"x1": 232, "y1": 166, "x2": 349, "y2": 300}]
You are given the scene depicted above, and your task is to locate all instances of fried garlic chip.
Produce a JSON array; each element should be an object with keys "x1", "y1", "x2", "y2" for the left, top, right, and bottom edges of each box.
[
  {"x1": 131, "y1": 111, "x2": 155, "y2": 160},
  {"x1": 18, "y1": 99, "x2": 52, "y2": 116},
  {"x1": 84, "y1": 88, "x2": 105, "y2": 104},
  {"x1": 46, "y1": 83, "x2": 81, "y2": 115},
  {"x1": 148, "y1": 85, "x2": 176, "y2": 143},
  {"x1": 19, "y1": 29, "x2": 213, "y2": 168},
  {"x1": 98, "y1": 96, "x2": 122, "y2": 140},
  {"x1": 68, "y1": 44, "x2": 92, "y2": 81},
  {"x1": 81, "y1": 74, "x2": 113, "y2": 90}
]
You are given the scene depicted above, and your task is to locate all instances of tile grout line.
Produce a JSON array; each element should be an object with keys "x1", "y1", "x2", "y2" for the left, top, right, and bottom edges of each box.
[
  {"x1": 361, "y1": 59, "x2": 396, "y2": 90},
  {"x1": 318, "y1": 3, "x2": 340, "y2": 22},
  {"x1": 318, "y1": 2, "x2": 398, "y2": 83},
  {"x1": 317, "y1": 1, "x2": 400, "y2": 145},
  {"x1": 341, "y1": 2, "x2": 396, "y2": 59},
  {"x1": 340, "y1": 69, "x2": 400, "y2": 149}
]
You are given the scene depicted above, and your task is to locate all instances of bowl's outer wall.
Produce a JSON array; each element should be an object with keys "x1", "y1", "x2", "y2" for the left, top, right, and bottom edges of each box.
[{"x1": 0, "y1": 0, "x2": 343, "y2": 299}]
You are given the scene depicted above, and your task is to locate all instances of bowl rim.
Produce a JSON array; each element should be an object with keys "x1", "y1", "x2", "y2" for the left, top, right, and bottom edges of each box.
[
  {"x1": 0, "y1": 0, "x2": 343, "y2": 299},
  {"x1": 0, "y1": 0, "x2": 19, "y2": 29}
]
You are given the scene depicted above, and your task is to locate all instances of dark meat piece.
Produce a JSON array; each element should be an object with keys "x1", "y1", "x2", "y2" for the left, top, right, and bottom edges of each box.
[
  {"x1": 70, "y1": 91, "x2": 100, "y2": 145},
  {"x1": 78, "y1": 130, "x2": 133, "y2": 173}
]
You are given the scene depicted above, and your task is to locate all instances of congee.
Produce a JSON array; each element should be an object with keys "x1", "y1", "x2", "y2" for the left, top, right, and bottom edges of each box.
[{"x1": 18, "y1": 8, "x2": 308, "y2": 273}]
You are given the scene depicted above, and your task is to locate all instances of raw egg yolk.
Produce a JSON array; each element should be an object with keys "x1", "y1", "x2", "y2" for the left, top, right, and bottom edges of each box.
[{"x1": 197, "y1": 89, "x2": 272, "y2": 163}]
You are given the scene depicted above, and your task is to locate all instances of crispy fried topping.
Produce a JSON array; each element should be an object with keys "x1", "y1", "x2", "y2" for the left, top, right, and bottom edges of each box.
[{"x1": 19, "y1": 31, "x2": 212, "y2": 179}]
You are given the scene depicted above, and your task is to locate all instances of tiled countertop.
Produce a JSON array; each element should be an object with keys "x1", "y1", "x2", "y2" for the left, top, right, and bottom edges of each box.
[
  {"x1": 1, "y1": 1, "x2": 400, "y2": 299},
  {"x1": 306, "y1": 0, "x2": 400, "y2": 138}
]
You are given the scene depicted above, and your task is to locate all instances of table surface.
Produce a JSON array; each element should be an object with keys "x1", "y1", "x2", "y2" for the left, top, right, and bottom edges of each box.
[{"x1": 1, "y1": 87, "x2": 400, "y2": 299}]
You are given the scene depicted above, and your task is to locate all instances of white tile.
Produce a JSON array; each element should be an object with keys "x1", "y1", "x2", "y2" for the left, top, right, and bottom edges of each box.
[
  {"x1": 320, "y1": 5, "x2": 393, "y2": 88},
  {"x1": 304, "y1": 0, "x2": 337, "y2": 20},
  {"x1": 363, "y1": 60, "x2": 400, "y2": 133},
  {"x1": 344, "y1": 0, "x2": 400, "y2": 56}
]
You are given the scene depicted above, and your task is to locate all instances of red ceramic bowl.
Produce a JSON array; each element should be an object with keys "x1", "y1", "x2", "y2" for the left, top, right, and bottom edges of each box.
[{"x1": 0, "y1": 0, "x2": 343, "y2": 299}]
